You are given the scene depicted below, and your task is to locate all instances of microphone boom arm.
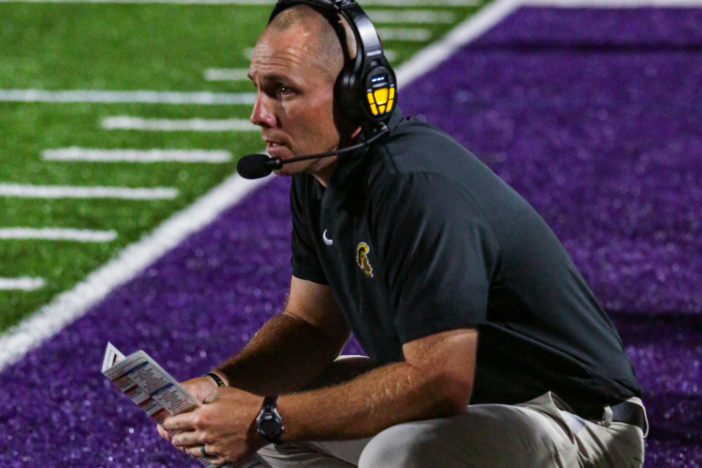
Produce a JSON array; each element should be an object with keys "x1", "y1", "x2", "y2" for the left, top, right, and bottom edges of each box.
[{"x1": 266, "y1": 123, "x2": 389, "y2": 170}]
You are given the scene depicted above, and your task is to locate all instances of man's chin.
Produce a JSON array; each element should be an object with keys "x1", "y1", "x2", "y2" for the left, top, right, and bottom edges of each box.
[{"x1": 273, "y1": 158, "x2": 318, "y2": 176}]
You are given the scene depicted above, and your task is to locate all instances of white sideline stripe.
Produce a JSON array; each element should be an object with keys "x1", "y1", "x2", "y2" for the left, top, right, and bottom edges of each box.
[
  {"x1": 0, "y1": 184, "x2": 178, "y2": 199},
  {"x1": 395, "y1": 0, "x2": 520, "y2": 88},
  {"x1": 0, "y1": 174, "x2": 270, "y2": 370},
  {"x1": 377, "y1": 28, "x2": 432, "y2": 42},
  {"x1": 204, "y1": 68, "x2": 250, "y2": 81},
  {"x1": 0, "y1": 278, "x2": 45, "y2": 291},
  {"x1": 368, "y1": 10, "x2": 456, "y2": 24},
  {"x1": 5, "y1": 0, "x2": 698, "y2": 370},
  {"x1": 0, "y1": 228, "x2": 117, "y2": 242},
  {"x1": 101, "y1": 116, "x2": 257, "y2": 132},
  {"x1": 0, "y1": 89, "x2": 256, "y2": 105}
]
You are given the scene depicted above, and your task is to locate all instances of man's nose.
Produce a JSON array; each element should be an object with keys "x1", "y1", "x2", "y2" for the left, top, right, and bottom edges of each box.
[{"x1": 250, "y1": 92, "x2": 277, "y2": 129}]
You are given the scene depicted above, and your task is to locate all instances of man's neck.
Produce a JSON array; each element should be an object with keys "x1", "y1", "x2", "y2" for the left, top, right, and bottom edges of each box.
[
  {"x1": 311, "y1": 127, "x2": 362, "y2": 188},
  {"x1": 311, "y1": 156, "x2": 341, "y2": 188}
]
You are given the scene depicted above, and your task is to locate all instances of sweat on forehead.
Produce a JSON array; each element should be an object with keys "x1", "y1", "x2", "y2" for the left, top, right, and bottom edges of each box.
[{"x1": 265, "y1": 4, "x2": 357, "y2": 73}]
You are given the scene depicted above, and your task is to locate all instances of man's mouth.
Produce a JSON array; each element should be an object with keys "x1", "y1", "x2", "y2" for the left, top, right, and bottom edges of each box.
[{"x1": 266, "y1": 141, "x2": 287, "y2": 157}]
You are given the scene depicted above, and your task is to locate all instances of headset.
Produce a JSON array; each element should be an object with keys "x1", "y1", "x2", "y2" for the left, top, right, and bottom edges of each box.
[
  {"x1": 237, "y1": 0, "x2": 397, "y2": 180},
  {"x1": 269, "y1": 0, "x2": 397, "y2": 131}
]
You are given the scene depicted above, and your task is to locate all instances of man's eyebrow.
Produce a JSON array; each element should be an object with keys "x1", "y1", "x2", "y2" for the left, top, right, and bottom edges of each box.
[{"x1": 260, "y1": 72, "x2": 292, "y2": 83}]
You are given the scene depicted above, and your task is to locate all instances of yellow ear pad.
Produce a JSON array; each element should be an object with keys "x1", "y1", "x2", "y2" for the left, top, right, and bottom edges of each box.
[{"x1": 373, "y1": 88, "x2": 389, "y2": 106}]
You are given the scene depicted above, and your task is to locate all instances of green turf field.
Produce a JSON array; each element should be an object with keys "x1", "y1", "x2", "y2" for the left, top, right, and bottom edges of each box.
[{"x1": 0, "y1": 1, "x2": 486, "y2": 332}]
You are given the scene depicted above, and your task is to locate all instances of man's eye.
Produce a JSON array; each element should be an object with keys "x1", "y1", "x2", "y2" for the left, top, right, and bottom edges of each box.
[{"x1": 278, "y1": 86, "x2": 294, "y2": 96}]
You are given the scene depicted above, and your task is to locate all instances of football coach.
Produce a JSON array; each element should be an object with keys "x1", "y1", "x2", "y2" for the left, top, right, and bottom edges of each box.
[{"x1": 159, "y1": 1, "x2": 648, "y2": 466}]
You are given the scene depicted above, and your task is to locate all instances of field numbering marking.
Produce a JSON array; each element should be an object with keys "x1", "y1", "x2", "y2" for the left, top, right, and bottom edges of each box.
[
  {"x1": 0, "y1": 278, "x2": 45, "y2": 291},
  {"x1": 101, "y1": 117, "x2": 258, "y2": 132},
  {"x1": 0, "y1": 228, "x2": 117, "y2": 242},
  {"x1": 0, "y1": 184, "x2": 178, "y2": 200}
]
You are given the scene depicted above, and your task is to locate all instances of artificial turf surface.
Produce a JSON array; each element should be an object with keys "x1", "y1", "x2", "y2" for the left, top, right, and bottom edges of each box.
[{"x1": 0, "y1": 2, "x2": 485, "y2": 331}]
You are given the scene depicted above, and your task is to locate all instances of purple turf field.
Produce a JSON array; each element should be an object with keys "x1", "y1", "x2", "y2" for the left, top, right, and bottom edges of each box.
[{"x1": 2, "y1": 6, "x2": 701, "y2": 468}]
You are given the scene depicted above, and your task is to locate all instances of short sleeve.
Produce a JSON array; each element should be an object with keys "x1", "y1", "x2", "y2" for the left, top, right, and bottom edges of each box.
[
  {"x1": 370, "y1": 173, "x2": 499, "y2": 344},
  {"x1": 290, "y1": 177, "x2": 329, "y2": 285}
]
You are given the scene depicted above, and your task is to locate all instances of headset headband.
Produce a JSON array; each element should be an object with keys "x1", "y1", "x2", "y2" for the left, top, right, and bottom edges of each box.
[{"x1": 268, "y1": 0, "x2": 397, "y2": 128}]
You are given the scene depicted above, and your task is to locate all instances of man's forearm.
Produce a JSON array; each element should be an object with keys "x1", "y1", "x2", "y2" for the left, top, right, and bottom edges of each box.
[
  {"x1": 277, "y1": 359, "x2": 471, "y2": 442},
  {"x1": 215, "y1": 313, "x2": 347, "y2": 396}
]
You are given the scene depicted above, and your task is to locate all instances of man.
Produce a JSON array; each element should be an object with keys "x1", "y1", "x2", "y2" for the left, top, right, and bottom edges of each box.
[{"x1": 159, "y1": 3, "x2": 647, "y2": 467}]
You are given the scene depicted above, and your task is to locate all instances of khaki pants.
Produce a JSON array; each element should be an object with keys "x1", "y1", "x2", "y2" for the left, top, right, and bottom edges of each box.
[{"x1": 257, "y1": 392, "x2": 645, "y2": 468}]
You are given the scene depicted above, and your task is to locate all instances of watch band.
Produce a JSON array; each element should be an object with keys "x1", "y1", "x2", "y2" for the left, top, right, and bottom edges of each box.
[
  {"x1": 262, "y1": 395, "x2": 278, "y2": 409},
  {"x1": 204, "y1": 372, "x2": 227, "y2": 387}
]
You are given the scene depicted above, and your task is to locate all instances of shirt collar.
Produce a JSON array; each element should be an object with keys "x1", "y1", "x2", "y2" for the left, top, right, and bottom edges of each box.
[{"x1": 322, "y1": 107, "x2": 405, "y2": 213}]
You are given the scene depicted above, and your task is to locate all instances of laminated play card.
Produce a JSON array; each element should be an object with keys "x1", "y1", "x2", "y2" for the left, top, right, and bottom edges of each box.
[{"x1": 101, "y1": 343, "x2": 259, "y2": 468}]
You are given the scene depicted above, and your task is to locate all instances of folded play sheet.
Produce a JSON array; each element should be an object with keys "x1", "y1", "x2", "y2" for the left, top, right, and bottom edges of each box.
[{"x1": 102, "y1": 343, "x2": 260, "y2": 468}]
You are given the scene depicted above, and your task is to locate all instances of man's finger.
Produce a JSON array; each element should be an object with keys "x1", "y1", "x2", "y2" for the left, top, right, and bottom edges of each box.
[
  {"x1": 186, "y1": 445, "x2": 219, "y2": 458},
  {"x1": 156, "y1": 423, "x2": 172, "y2": 442},
  {"x1": 162, "y1": 413, "x2": 197, "y2": 431},
  {"x1": 202, "y1": 389, "x2": 220, "y2": 405},
  {"x1": 172, "y1": 431, "x2": 205, "y2": 448}
]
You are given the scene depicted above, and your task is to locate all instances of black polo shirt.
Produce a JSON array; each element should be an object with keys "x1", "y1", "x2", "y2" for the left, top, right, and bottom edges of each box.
[{"x1": 289, "y1": 108, "x2": 641, "y2": 417}]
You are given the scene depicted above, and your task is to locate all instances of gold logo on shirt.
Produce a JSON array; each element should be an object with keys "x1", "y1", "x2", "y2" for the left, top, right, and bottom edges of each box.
[{"x1": 356, "y1": 242, "x2": 374, "y2": 278}]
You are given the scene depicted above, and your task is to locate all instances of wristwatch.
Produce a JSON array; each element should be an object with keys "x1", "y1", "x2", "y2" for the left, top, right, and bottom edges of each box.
[{"x1": 256, "y1": 396, "x2": 284, "y2": 444}]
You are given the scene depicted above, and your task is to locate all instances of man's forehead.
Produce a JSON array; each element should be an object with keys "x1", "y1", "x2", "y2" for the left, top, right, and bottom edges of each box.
[{"x1": 250, "y1": 25, "x2": 335, "y2": 80}]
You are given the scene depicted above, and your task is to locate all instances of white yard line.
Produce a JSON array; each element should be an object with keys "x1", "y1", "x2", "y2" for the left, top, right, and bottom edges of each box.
[
  {"x1": 101, "y1": 116, "x2": 258, "y2": 132},
  {"x1": 0, "y1": 89, "x2": 256, "y2": 105},
  {"x1": 368, "y1": 10, "x2": 456, "y2": 24},
  {"x1": 0, "y1": 278, "x2": 45, "y2": 291},
  {"x1": 204, "y1": 68, "x2": 250, "y2": 81},
  {"x1": 243, "y1": 46, "x2": 400, "y2": 61},
  {"x1": 377, "y1": 28, "x2": 433, "y2": 42},
  {"x1": 0, "y1": 228, "x2": 117, "y2": 242},
  {"x1": 0, "y1": 184, "x2": 178, "y2": 199},
  {"x1": 0, "y1": 174, "x2": 270, "y2": 370},
  {"x1": 45, "y1": 147, "x2": 232, "y2": 163}
]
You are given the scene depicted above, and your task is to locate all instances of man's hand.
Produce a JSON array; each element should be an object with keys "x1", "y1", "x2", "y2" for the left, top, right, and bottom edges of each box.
[
  {"x1": 156, "y1": 376, "x2": 219, "y2": 443},
  {"x1": 162, "y1": 387, "x2": 267, "y2": 465}
]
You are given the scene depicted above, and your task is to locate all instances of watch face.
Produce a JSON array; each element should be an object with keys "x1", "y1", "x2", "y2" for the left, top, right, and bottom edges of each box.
[{"x1": 259, "y1": 418, "x2": 282, "y2": 437}]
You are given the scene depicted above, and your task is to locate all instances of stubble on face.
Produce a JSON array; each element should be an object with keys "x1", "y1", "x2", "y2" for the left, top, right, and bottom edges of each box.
[{"x1": 248, "y1": 6, "x2": 350, "y2": 182}]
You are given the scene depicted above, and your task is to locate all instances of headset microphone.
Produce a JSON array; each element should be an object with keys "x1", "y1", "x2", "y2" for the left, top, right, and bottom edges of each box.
[{"x1": 237, "y1": 124, "x2": 388, "y2": 180}]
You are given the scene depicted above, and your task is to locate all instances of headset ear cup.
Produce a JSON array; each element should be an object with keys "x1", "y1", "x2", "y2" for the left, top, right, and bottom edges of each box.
[{"x1": 336, "y1": 60, "x2": 364, "y2": 125}]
